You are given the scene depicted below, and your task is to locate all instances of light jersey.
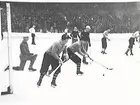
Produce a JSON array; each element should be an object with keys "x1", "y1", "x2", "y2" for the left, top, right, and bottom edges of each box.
[
  {"x1": 69, "y1": 41, "x2": 86, "y2": 56},
  {"x1": 29, "y1": 27, "x2": 35, "y2": 34},
  {"x1": 133, "y1": 31, "x2": 139, "y2": 37},
  {"x1": 103, "y1": 30, "x2": 109, "y2": 36},
  {"x1": 46, "y1": 40, "x2": 66, "y2": 61}
]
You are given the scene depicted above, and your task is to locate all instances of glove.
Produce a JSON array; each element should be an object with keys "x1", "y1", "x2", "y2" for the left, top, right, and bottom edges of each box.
[
  {"x1": 89, "y1": 43, "x2": 91, "y2": 47},
  {"x1": 63, "y1": 54, "x2": 69, "y2": 61},
  {"x1": 59, "y1": 59, "x2": 63, "y2": 65},
  {"x1": 84, "y1": 54, "x2": 89, "y2": 58},
  {"x1": 87, "y1": 55, "x2": 94, "y2": 61}
]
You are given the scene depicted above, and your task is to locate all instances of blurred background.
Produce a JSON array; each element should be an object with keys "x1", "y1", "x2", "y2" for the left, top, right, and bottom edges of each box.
[{"x1": 1, "y1": 2, "x2": 140, "y2": 33}]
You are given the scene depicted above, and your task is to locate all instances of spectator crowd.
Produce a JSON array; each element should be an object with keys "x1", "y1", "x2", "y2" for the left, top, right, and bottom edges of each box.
[{"x1": 1, "y1": 2, "x2": 140, "y2": 33}]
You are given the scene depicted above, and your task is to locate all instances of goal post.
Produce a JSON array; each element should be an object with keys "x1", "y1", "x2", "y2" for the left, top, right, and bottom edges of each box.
[{"x1": 1, "y1": 3, "x2": 13, "y2": 95}]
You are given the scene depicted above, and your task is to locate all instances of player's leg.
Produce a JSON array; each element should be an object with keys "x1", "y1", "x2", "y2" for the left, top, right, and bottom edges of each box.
[
  {"x1": 28, "y1": 54, "x2": 38, "y2": 71},
  {"x1": 67, "y1": 48, "x2": 83, "y2": 75},
  {"x1": 130, "y1": 47, "x2": 133, "y2": 56},
  {"x1": 82, "y1": 43, "x2": 88, "y2": 64},
  {"x1": 50, "y1": 60, "x2": 60, "y2": 87},
  {"x1": 37, "y1": 52, "x2": 51, "y2": 87}
]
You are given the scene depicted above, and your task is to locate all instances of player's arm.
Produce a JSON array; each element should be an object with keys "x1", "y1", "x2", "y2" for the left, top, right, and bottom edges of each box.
[
  {"x1": 81, "y1": 43, "x2": 89, "y2": 56},
  {"x1": 77, "y1": 31, "x2": 81, "y2": 39},
  {"x1": 51, "y1": 44, "x2": 62, "y2": 63},
  {"x1": 77, "y1": 44, "x2": 88, "y2": 57},
  {"x1": 70, "y1": 31, "x2": 73, "y2": 37},
  {"x1": 105, "y1": 35, "x2": 110, "y2": 41},
  {"x1": 88, "y1": 35, "x2": 91, "y2": 46},
  {"x1": 61, "y1": 46, "x2": 69, "y2": 62}
]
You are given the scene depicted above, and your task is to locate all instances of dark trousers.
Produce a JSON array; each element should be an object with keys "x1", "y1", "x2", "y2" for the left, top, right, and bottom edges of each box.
[
  {"x1": 37, "y1": 52, "x2": 61, "y2": 86},
  {"x1": 52, "y1": 48, "x2": 82, "y2": 80},
  {"x1": 67, "y1": 48, "x2": 81, "y2": 64},
  {"x1": 40, "y1": 52, "x2": 60, "y2": 75},
  {"x1": 31, "y1": 33, "x2": 36, "y2": 45},
  {"x1": 19, "y1": 54, "x2": 37, "y2": 70},
  {"x1": 50, "y1": 48, "x2": 82, "y2": 86},
  {"x1": 102, "y1": 41, "x2": 107, "y2": 49},
  {"x1": 1, "y1": 33, "x2": 3, "y2": 40}
]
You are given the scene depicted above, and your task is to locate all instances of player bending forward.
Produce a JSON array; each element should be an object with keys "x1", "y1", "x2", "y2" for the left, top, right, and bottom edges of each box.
[
  {"x1": 37, "y1": 33, "x2": 71, "y2": 87},
  {"x1": 48, "y1": 36, "x2": 91, "y2": 87}
]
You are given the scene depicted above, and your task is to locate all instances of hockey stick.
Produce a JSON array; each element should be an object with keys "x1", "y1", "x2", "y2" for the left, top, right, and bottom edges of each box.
[
  {"x1": 46, "y1": 59, "x2": 68, "y2": 77},
  {"x1": 4, "y1": 65, "x2": 9, "y2": 71},
  {"x1": 46, "y1": 63, "x2": 62, "y2": 77},
  {"x1": 88, "y1": 56, "x2": 113, "y2": 70},
  {"x1": 88, "y1": 56, "x2": 113, "y2": 76}
]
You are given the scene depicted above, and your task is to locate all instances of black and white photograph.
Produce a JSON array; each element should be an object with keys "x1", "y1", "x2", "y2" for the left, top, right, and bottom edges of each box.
[{"x1": 0, "y1": 0, "x2": 140, "y2": 105}]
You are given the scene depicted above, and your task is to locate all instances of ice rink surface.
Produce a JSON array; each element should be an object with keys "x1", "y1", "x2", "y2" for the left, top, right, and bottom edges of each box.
[{"x1": 0, "y1": 33, "x2": 140, "y2": 105}]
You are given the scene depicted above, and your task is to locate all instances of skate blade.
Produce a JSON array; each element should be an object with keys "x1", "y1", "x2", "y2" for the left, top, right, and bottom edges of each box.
[
  {"x1": 37, "y1": 84, "x2": 40, "y2": 88},
  {"x1": 37, "y1": 82, "x2": 41, "y2": 88},
  {"x1": 77, "y1": 74, "x2": 83, "y2": 76},
  {"x1": 51, "y1": 85, "x2": 56, "y2": 88}
]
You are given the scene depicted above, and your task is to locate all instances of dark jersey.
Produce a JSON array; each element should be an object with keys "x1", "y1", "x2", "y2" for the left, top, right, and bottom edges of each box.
[
  {"x1": 70, "y1": 31, "x2": 80, "y2": 39},
  {"x1": 80, "y1": 31, "x2": 90, "y2": 43},
  {"x1": 129, "y1": 37, "x2": 135, "y2": 45}
]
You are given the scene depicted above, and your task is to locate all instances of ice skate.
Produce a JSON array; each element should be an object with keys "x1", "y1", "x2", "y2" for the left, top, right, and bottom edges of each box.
[
  {"x1": 76, "y1": 71, "x2": 83, "y2": 75},
  {"x1": 130, "y1": 53, "x2": 133, "y2": 56},
  {"x1": 29, "y1": 67, "x2": 36, "y2": 71},
  {"x1": 101, "y1": 51, "x2": 106, "y2": 54},
  {"x1": 101, "y1": 51, "x2": 104, "y2": 54},
  {"x1": 37, "y1": 74, "x2": 44, "y2": 87},
  {"x1": 125, "y1": 52, "x2": 128, "y2": 56},
  {"x1": 13, "y1": 66, "x2": 23, "y2": 71},
  {"x1": 51, "y1": 80, "x2": 57, "y2": 88},
  {"x1": 37, "y1": 79, "x2": 42, "y2": 87},
  {"x1": 104, "y1": 52, "x2": 107, "y2": 54}
]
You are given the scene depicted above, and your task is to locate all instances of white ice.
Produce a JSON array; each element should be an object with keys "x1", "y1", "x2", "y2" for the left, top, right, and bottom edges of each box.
[{"x1": 0, "y1": 33, "x2": 140, "y2": 105}]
